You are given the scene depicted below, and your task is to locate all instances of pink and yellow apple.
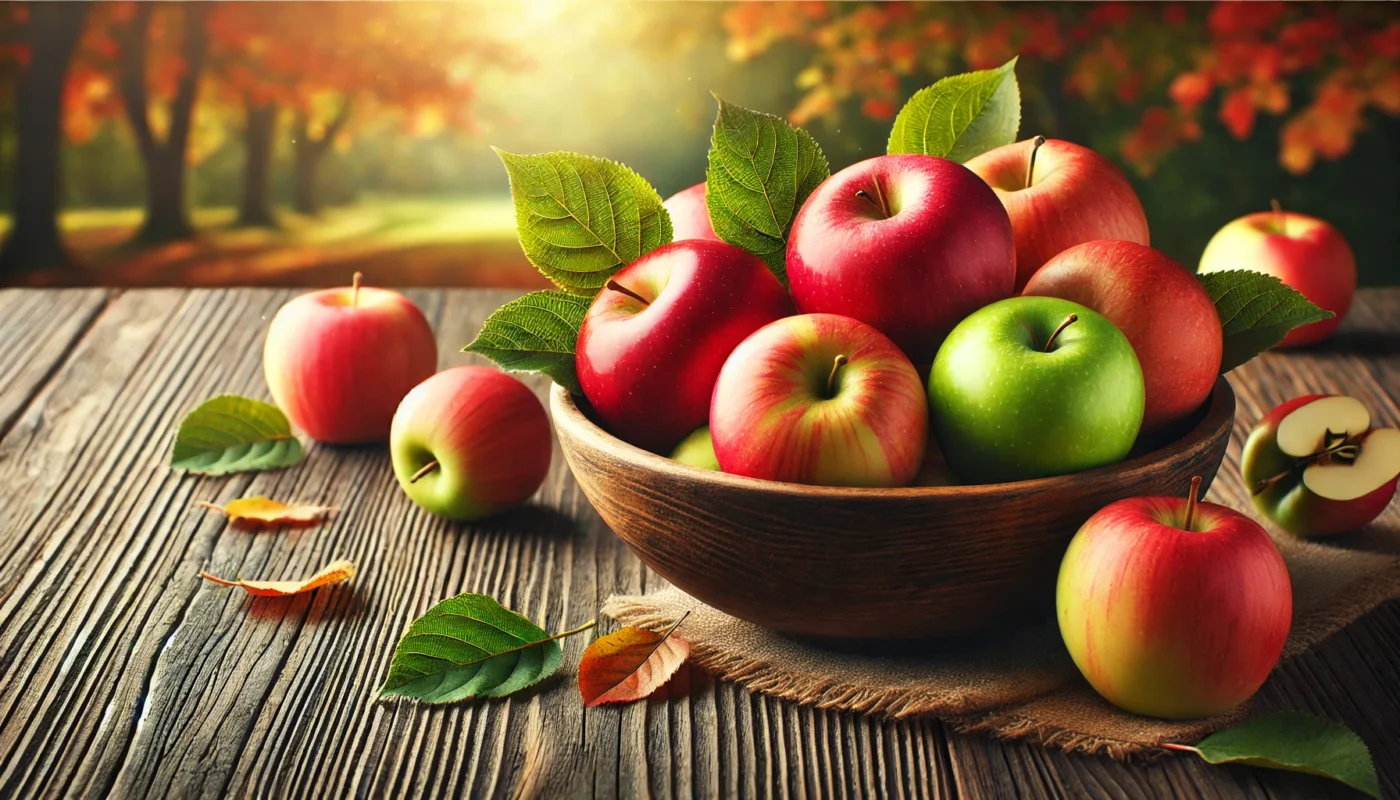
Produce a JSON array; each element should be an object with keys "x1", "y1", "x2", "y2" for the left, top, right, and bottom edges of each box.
[
  {"x1": 1023, "y1": 240, "x2": 1222, "y2": 439},
  {"x1": 709, "y1": 313, "x2": 927, "y2": 487},
  {"x1": 662, "y1": 182, "x2": 721, "y2": 242},
  {"x1": 264, "y1": 273, "x2": 437, "y2": 443},
  {"x1": 1198, "y1": 207, "x2": 1355, "y2": 347},
  {"x1": 786, "y1": 154, "x2": 1015, "y2": 365},
  {"x1": 576, "y1": 239, "x2": 794, "y2": 452},
  {"x1": 1057, "y1": 478, "x2": 1292, "y2": 719},
  {"x1": 1242, "y1": 395, "x2": 1400, "y2": 537},
  {"x1": 966, "y1": 137, "x2": 1149, "y2": 291},
  {"x1": 390, "y1": 367, "x2": 552, "y2": 521}
]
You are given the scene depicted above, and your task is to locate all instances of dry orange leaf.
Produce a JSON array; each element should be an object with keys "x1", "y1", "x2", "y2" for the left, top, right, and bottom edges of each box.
[
  {"x1": 198, "y1": 497, "x2": 334, "y2": 529},
  {"x1": 200, "y1": 559, "x2": 357, "y2": 597},
  {"x1": 579, "y1": 613, "x2": 690, "y2": 706}
]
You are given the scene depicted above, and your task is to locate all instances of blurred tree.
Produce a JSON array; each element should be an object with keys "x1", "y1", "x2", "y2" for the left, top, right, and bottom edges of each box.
[{"x1": 0, "y1": 2, "x2": 89, "y2": 275}]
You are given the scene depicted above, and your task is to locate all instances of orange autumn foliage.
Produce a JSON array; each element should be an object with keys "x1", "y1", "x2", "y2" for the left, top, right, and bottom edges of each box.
[
  {"x1": 197, "y1": 497, "x2": 335, "y2": 530},
  {"x1": 200, "y1": 559, "x2": 357, "y2": 597}
]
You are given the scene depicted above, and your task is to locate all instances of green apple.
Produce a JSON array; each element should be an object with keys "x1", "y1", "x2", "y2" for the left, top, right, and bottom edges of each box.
[
  {"x1": 929, "y1": 296, "x2": 1145, "y2": 483},
  {"x1": 671, "y1": 426, "x2": 720, "y2": 471}
]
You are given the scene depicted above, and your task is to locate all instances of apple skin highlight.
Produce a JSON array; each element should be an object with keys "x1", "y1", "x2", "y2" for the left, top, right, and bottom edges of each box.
[{"x1": 1057, "y1": 495, "x2": 1292, "y2": 720}]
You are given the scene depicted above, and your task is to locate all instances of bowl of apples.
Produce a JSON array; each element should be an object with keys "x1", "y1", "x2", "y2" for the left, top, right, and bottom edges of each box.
[{"x1": 552, "y1": 150, "x2": 1239, "y2": 642}]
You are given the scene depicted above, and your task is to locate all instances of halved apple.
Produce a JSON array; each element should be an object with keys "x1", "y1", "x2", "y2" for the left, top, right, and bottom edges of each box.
[{"x1": 1242, "y1": 394, "x2": 1400, "y2": 537}]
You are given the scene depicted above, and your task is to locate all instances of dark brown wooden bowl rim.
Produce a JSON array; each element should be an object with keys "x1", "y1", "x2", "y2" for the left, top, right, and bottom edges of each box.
[{"x1": 551, "y1": 376, "x2": 1235, "y2": 500}]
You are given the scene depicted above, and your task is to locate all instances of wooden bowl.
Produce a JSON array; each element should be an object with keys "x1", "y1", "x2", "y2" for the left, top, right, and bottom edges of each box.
[{"x1": 552, "y1": 378, "x2": 1236, "y2": 642}]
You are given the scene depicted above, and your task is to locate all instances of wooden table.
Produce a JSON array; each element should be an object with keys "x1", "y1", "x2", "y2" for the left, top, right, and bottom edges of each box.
[{"x1": 1, "y1": 287, "x2": 1396, "y2": 799}]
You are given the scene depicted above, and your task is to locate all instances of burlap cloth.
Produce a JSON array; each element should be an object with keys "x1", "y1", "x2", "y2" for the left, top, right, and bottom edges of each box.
[{"x1": 602, "y1": 529, "x2": 1400, "y2": 759}]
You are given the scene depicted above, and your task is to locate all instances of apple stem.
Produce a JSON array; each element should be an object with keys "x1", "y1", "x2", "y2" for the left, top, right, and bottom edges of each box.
[
  {"x1": 1270, "y1": 198, "x2": 1286, "y2": 235},
  {"x1": 606, "y1": 279, "x2": 650, "y2": 307},
  {"x1": 1251, "y1": 428, "x2": 1362, "y2": 495},
  {"x1": 825, "y1": 354, "x2": 848, "y2": 398},
  {"x1": 1043, "y1": 313, "x2": 1078, "y2": 352},
  {"x1": 351, "y1": 271, "x2": 363, "y2": 307},
  {"x1": 409, "y1": 460, "x2": 439, "y2": 484},
  {"x1": 1183, "y1": 475, "x2": 1203, "y2": 531},
  {"x1": 854, "y1": 178, "x2": 892, "y2": 218},
  {"x1": 1025, "y1": 135, "x2": 1047, "y2": 188}
]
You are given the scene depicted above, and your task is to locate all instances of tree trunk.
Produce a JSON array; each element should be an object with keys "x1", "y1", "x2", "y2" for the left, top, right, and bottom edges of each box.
[
  {"x1": 237, "y1": 102, "x2": 278, "y2": 227},
  {"x1": 292, "y1": 141, "x2": 321, "y2": 215},
  {"x1": 118, "y1": 3, "x2": 209, "y2": 244},
  {"x1": 0, "y1": 3, "x2": 89, "y2": 278}
]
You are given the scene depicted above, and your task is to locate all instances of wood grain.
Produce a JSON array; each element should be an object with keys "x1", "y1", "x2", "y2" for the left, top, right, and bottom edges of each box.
[{"x1": 0, "y1": 287, "x2": 1394, "y2": 799}]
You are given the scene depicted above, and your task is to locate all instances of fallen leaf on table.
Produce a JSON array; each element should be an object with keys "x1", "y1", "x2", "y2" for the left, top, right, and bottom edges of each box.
[
  {"x1": 200, "y1": 559, "x2": 357, "y2": 597},
  {"x1": 170, "y1": 394, "x2": 304, "y2": 475},
  {"x1": 1165, "y1": 711, "x2": 1379, "y2": 798},
  {"x1": 579, "y1": 612, "x2": 690, "y2": 706},
  {"x1": 197, "y1": 497, "x2": 334, "y2": 529},
  {"x1": 378, "y1": 593, "x2": 595, "y2": 704}
]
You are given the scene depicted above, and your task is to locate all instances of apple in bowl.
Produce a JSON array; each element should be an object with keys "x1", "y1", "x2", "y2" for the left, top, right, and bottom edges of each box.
[
  {"x1": 576, "y1": 239, "x2": 794, "y2": 453},
  {"x1": 966, "y1": 136, "x2": 1149, "y2": 291},
  {"x1": 786, "y1": 154, "x2": 1015, "y2": 365},
  {"x1": 710, "y1": 313, "x2": 927, "y2": 488},
  {"x1": 1242, "y1": 395, "x2": 1400, "y2": 537}
]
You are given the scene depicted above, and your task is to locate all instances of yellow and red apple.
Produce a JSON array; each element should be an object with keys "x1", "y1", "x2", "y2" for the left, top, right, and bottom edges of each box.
[
  {"x1": 966, "y1": 137, "x2": 1150, "y2": 291},
  {"x1": 1057, "y1": 478, "x2": 1292, "y2": 719},
  {"x1": 1198, "y1": 207, "x2": 1355, "y2": 347},
  {"x1": 264, "y1": 273, "x2": 437, "y2": 444},
  {"x1": 576, "y1": 240, "x2": 793, "y2": 453},
  {"x1": 390, "y1": 366, "x2": 552, "y2": 521},
  {"x1": 1023, "y1": 240, "x2": 1222, "y2": 440},
  {"x1": 1242, "y1": 395, "x2": 1400, "y2": 537},
  {"x1": 710, "y1": 313, "x2": 927, "y2": 487},
  {"x1": 786, "y1": 154, "x2": 1015, "y2": 365}
]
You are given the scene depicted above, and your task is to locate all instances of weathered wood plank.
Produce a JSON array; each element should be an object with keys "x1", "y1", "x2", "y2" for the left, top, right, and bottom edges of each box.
[
  {"x1": 0, "y1": 288, "x2": 109, "y2": 436},
  {"x1": 0, "y1": 288, "x2": 1395, "y2": 800}
]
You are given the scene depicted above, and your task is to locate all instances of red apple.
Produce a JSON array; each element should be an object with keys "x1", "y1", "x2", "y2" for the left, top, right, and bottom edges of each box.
[
  {"x1": 390, "y1": 367, "x2": 552, "y2": 521},
  {"x1": 577, "y1": 240, "x2": 794, "y2": 452},
  {"x1": 264, "y1": 273, "x2": 437, "y2": 443},
  {"x1": 1242, "y1": 395, "x2": 1400, "y2": 537},
  {"x1": 1057, "y1": 478, "x2": 1292, "y2": 720},
  {"x1": 710, "y1": 313, "x2": 927, "y2": 487},
  {"x1": 662, "y1": 182, "x2": 721, "y2": 242},
  {"x1": 966, "y1": 137, "x2": 1150, "y2": 291},
  {"x1": 787, "y1": 154, "x2": 1015, "y2": 365},
  {"x1": 1023, "y1": 240, "x2": 1222, "y2": 438},
  {"x1": 1198, "y1": 206, "x2": 1355, "y2": 347}
]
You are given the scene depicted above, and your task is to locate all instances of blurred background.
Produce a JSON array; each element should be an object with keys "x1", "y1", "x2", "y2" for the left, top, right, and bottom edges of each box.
[{"x1": 0, "y1": 0, "x2": 1396, "y2": 289}]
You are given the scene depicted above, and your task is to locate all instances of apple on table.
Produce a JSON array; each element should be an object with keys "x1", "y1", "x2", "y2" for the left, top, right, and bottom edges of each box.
[
  {"x1": 264, "y1": 272, "x2": 437, "y2": 444},
  {"x1": 576, "y1": 239, "x2": 794, "y2": 453},
  {"x1": 1243, "y1": 394, "x2": 1400, "y2": 538},
  {"x1": 1023, "y1": 240, "x2": 1222, "y2": 441},
  {"x1": 786, "y1": 154, "x2": 1016, "y2": 366},
  {"x1": 710, "y1": 313, "x2": 927, "y2": 488},
  {"x1": 966, "y1": 136, "x2": 1150, "y2": 291},
  {"x1": 1057, "y1": 477, "x2": 1293, "y2": 719},
  {"x1": 1198, "y1": 203, "x2": 1356, "y2": 347},
  {"x1": 929, "y1": 296, "x2": 1144, "y2": 484},
  {"x1": 390, "y1": 366, "x2": 552, "y2": 522}
]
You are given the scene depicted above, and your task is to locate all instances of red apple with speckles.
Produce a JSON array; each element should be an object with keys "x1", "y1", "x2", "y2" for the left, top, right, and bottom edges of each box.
[
  {"x1": 786, "y1": 154, "x2": 1015, "y2": 365},
  {"x1": 1023, "y1": 240, "x2": 1222, "y2": 439},
  {"x1": 264, "y1": 273, "x2": 437, "y2": 443},
  {"x1": 577, "y1": 240, "x2": 793, "y2": 452},
  {"x1": 1057, "y1": 479, "x2": 1292, "y2": 719},
  {"x1": 966, "y1": 137, "x2": 1150, "y2": 291},
  {"x1": 710, "y1": 313, "x2": 927, "y2": 487},
  {"x1": 662, "y1": 182, "x2": 721, "y2": 242}
]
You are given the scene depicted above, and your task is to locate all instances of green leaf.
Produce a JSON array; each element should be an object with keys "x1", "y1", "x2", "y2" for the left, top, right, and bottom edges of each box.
[
  {"x1": 170, "y1": 395, "x2": 304, "y2": 475},
  {"x1": 1198, "y1": 270, "x2": 1335, "y2": 372},
  {"x1": 705, "y1": 95, "x2": 830, "y2": 284},
  {"x1": 463, "y1": 290, "x2": 592, "y2": 394},
  {"x1": 378, "y1": 593, "x2": 594, "y2": 704},
  {"x1": 887, "y1": 57, "x2": 1020, "y2": 162},
  {"x1": 494, "y1": 148, "x2": 672, "y2": 295},
  {"x1": 1173, "y1": 712, "x2": 1379, "y2": 798}
]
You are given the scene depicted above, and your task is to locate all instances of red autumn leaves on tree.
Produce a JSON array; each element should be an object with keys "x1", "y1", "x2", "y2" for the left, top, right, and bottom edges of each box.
[{"x1": 721, "y1": 2, "x2": 1400, "y2": 177}]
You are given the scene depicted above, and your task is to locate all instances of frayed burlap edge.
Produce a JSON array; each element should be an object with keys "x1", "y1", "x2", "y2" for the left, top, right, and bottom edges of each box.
[{"x1": 602, "y1": 559, "x2": 1400, "y2": 760}]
